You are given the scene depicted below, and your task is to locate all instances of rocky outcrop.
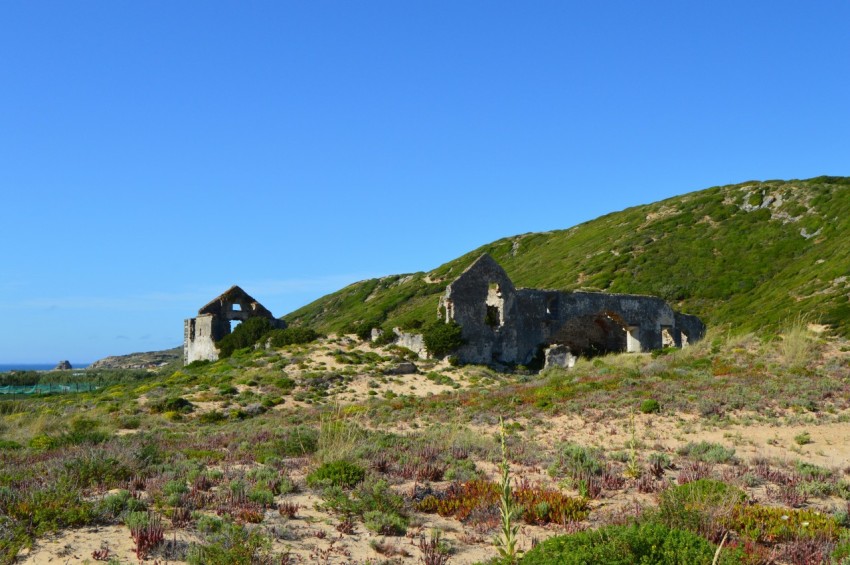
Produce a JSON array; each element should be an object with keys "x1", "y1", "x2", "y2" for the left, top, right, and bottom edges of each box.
[
  {"x1": 543, "y1": 345, "x2": 576, "y2": 370},
  {"x1": 54, "y1": 360, "x2": 72, "y2": 370},
  {"x1": 383, "y1": 362, "x2": 418, "y2": 375},
  {"x1": 88, "y1": 347, "x2": 182, "y2": 370}
]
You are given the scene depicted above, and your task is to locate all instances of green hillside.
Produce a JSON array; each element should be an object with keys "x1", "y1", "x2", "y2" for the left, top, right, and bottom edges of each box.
[{"x1": 284, "y1": 176, "x2": 850, "y2": 338}]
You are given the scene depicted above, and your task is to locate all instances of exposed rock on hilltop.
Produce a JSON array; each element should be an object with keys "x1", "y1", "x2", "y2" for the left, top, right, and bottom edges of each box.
[{"x1": 88, "y1": 347, "x2": 182, "y2": 370}]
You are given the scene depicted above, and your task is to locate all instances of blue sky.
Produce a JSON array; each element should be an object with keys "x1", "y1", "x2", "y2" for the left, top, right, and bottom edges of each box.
[{"x1": 1, "y1": 2, "x2": 848, "y2": 363}]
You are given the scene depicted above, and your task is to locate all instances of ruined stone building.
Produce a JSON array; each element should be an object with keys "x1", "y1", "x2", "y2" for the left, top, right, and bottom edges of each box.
[
  {"x1": 438, "y1": 254, "x2": 705, "y2": 367},
  {"x1": 183, "y1": 286, "x2": 286, "y2": 364}
]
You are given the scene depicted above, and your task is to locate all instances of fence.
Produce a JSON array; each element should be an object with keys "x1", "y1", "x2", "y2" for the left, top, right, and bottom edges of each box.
[{"x1": 0, "y1": 383, "x2": 99, "y2": 395}]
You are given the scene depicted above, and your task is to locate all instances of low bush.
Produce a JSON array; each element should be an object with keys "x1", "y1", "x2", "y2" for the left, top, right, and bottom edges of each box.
[
  {"x1": 266, "y1": 327, "x2": 320, "y2": 348},
  {"x1": 422, "y1": 321, "x2": 465, "y2": 358},
  {"x1": 199, "y1": 411, "x2": 227, "y2": 424},
  {"x1": 149, "y1": 396, "x2": 194, "y2": 414},
  {"x1": 520, "y1": 521, "x2": 739, "y2": 564},
  {"x1": 306, "y1": 460, "x2": 366, "y2": 488},
  {"x1": 364, "y1": 509, "x2": 407, "y2": 535},
  {"x1": 187, "y1": 515, "x2": 275, "y2": 564},
  {"x1": 640, "y1": 399, "x2": 661, "y2": 414},
  {"x1": 550, "y1": 442, "x2": 604, "y2": 479},
  {"x1": 417, "y1": 479, "x2": 589, "y2": 526},
  {"x1": 317, "y1": 478, "x2": 408, "y2": 534},
  {"x1": 98, "y1": 489, "x2": 146, "y2": 519},
  {"x1": 216, "y1": 317, "x2": 275, "y2": 358},
  {"x1": 0, "y1": 439, "x2": 22, "y2": 450},
  {"x1": 677, "y1": 441, "x2": 736, "y2": 464},
  {"x1": 725, "y1": 504, "x2": 841, "y2": 543},
  {"x1": 657, "y1": 479, "x2": 745, "y2": 540},
  {"x1": 794, "y1": 431, "x2": 813, "y2": 446},
  {"x1": 252, "y1": 426, "x2": 318, "y2": 461}
]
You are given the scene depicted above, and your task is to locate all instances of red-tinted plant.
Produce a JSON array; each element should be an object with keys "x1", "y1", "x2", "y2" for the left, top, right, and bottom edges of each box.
[
  {"x1": 236, "y1": 508, "x2": 264, "y2": 523},
  {"x1": 371, "y1": 453, "x2": 392, "y2": 473},
  {"x1": 416, "y1": 479, "x2": 589, "y2": 526},
  {"x1": 418, "y1": 531, "x2": 450, "y2": 565},
  {"x1": 636, "y1": 474, "x2": 660, "y2": 494},
  {"x1": 278, "y1": 501, "x2": 301, "y2": 518},
  {"x1": 129, "y1": 513, "x2": 164, "y2": 560},
  {"x1": 336, "y1": 517, "x2": 356, "y2": 534},
  {"x1": 601, "y1": 467, "x2": 626, "y2": 490},
  {"x1": 171, "y1": 505, "x2": 192, "y2": 527},
  {"x1": 766, "y1": 484, "x2": 807, "y2": 508},
  {"x1": 91, "y1": 543, "x2": 110, "y2": 561},
  {"x1": 677, "y1": 461, "x2": 713, "y2": 484}
]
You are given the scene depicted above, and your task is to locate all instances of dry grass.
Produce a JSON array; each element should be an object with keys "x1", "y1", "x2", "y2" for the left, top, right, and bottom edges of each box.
[
  {"x1": 316, "y1": 404, "x2": 367, "y2": 463},
  {"x1": 778, "y1": 316, "x2": 818, "y2": 368}
]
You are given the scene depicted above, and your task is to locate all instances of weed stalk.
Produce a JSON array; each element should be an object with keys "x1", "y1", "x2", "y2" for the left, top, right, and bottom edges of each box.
[{"x1": 494, "y1": 417, "x2": 521, "y2": 564}]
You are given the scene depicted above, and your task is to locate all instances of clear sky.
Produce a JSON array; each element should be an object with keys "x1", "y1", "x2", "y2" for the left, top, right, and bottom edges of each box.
[{"x1": 1, "y1": 2, "x2": 848, "y2": 363}]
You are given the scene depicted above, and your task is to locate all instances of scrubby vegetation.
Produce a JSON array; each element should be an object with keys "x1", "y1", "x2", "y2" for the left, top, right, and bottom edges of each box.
[
  {"x1": 422, "y1": 320, "x2": 465, "y2": 358},
  {"x1": 5, "y1": 177, "x2": 850, "y2": 562},
  {"x1": 285, "y1": 177, "x2": 850, "y2": 339},
  {"x1": 216, "y1": 319, "x2": 321, "y2": 359},
  {"x1": 2, "y1": 322, "x2": 850, "y2": 563}
]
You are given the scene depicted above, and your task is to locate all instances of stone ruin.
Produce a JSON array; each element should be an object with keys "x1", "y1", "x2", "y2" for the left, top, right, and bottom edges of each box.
[
  {"x1": 183, "y1": 286, "x2": 286, "y2": 364},
  {"x1": 437, "y1": 254, "x2": 705, "y2": 368}
]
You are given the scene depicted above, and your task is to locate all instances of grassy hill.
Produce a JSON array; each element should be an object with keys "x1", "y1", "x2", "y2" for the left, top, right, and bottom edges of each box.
[{"x1": 285, "y1": 176, "x2": 850, "y2": 338}]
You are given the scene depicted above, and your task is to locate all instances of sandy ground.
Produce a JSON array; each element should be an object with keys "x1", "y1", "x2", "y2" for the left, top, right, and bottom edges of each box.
[
  {"x1": 22, "y1": 410, "x2": 850, "y2": 564},
  {"x1": 17, "y1": 337, "x2": 850, "y2": 563}
]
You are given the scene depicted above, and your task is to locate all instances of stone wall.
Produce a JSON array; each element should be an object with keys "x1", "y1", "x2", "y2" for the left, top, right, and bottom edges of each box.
[
  {"x1": 184, "y1": 286, "x2": 285, "y2": 364},
  {"x1": 439, "y1": 254, "x2": 705, "y2": 366},
  {"x1": 392, "y1": 328, "x2": 428, "y2": 359}
]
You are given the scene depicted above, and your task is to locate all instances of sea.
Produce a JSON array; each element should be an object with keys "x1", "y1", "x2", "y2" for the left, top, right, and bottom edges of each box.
[{"x1": 0, "y1": 363, "x2": 91, "y2": 373}]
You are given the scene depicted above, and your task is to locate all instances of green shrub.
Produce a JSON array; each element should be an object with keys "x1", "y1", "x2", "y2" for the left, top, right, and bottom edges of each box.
[
  {"x1": 97, "y1": 490, "x2": 146, "y2": 519},
  {"x1": 351, "y1": 317, "x2": 383, "y2": 341},
  {"x1": 657, "y1": 479, "x2": 745, "y2": 538},
  {"x1": 795, "y1": 461, "x2": 832, "y2": 481},
  {"x1": 747, "y1": 192, "x2": 764, "y2": 207},
  {"x1": 726, "y1": 504, "x2": 840, "y2": 543},
  {"x1": 253, "y1": 426, "x2": 318, "y2": 461},
  {"x1": 275, "y1": 377, "x2": 296, "y2": 393},
  {"x1": 199, "y1": 411, "x2": 227, "y2": 424},
  {"x1": 149, "y1": 396, "x2": 194, "y2": 414},
  {"x1": 794, "y1": 431, "x2": 813, "y2": 445},
  {"x1": 63, "y1": 455, "x2": 132, "y2": 488},
  {"x1": 422, "y1": 321, "x2": 465, "y2": 358},
  {"x1": 216, "y1": 317, "x2": 275, "y2": 358},
  {"x1": 306, "y1": 460, "x2": 365, "y2": 488},
  {"x1": 317, "y1": 478, "x2": 407, "y2": 534},
  {"x1": 364, "y1": 510, "x2": 407, "y2": 535},
  {"x1": 676, "y1": 441, "x2": 736, "y2": 463},
  {"x1": 520, "y1": 521, "x2": 739, "y2": 564},
  {"x1": 354, "y1": 479, "x2": 406, "y2": 516},
  {"x1": 640, "y1": 399, "x2": 661, "y2": 414},
  {"x1": 187, "y1": 516, "x2": 273, "y2": 564},
  {"x1": 163, "y1": 480, "x2": 189, "y2": 506},
  {"x1": 248, "y1": 487, "x2": 275, "y2": 507},
  {"x1": 445, "y1": 458, "x2": 480, "y2": 482},
  {"x1": 550, "y1": 442, "x2": 603, "y2": 479},
  {"x1": 0, "y1": 439, "x2": 22, "y2": 450},
  {"x1": 29, "y1": 434, "x2": 59, "y2": 451},
  {"x1": 267, "y1": 327, "x2": 320, "y2": 348},
  {"x1": 6, "y1": 484, "x2": 98, "y2": 535}
]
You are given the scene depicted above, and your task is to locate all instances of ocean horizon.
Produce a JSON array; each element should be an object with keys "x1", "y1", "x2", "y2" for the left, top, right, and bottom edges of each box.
[{"x1": 0, "y1": 363, "x2": 91, "y2": 373}]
